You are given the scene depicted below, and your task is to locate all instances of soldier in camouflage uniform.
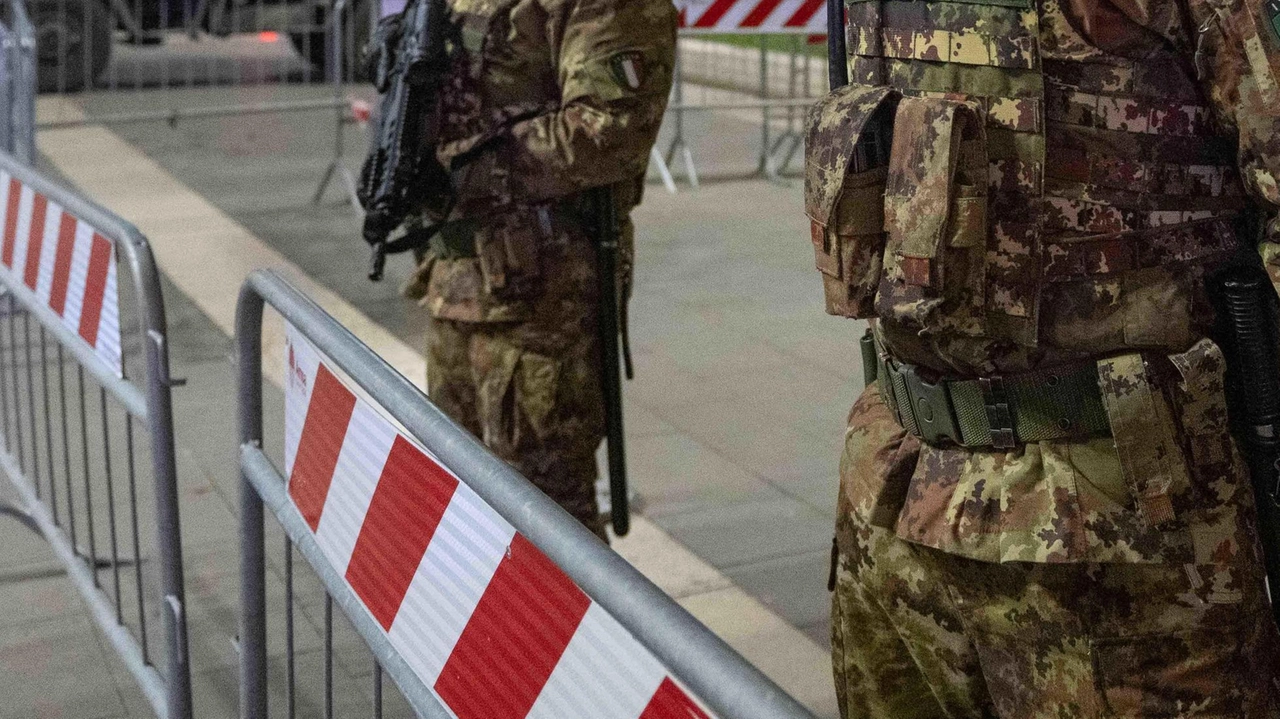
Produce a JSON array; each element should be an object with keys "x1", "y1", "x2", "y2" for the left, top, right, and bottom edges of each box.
[
  {"x1": 401, "y1": 0, "x2": 676, "y2": 539},
  {"x1": 806, "y1": 0, "x2": 1280, "y2": 714}
]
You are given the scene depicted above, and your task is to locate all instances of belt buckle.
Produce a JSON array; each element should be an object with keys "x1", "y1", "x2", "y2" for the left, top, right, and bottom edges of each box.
[{"x1": 900, "y1": 365, "x2": 962, "y2": 446}]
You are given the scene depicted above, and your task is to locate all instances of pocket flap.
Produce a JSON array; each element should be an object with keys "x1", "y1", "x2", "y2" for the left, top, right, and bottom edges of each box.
[
  {"x1": 885, "y1": 97, "x2": 987, "y2": 270},
  {"x1": 804, "y1": 85, "x2": 900, "y2": 230}
]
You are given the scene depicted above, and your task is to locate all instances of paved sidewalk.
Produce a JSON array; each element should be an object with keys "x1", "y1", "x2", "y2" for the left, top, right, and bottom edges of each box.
[{"x1": 0, "y1": 78, "x2": 862, "y2": 717}]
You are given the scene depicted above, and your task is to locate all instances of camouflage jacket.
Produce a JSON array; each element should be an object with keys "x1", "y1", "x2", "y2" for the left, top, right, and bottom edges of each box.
[
  {"x1": 811, "y1": 0, "x2": 1280, "y2": 564},
  {"x1": 409, "y1": 0, "x2": 677, "y2": 323}
]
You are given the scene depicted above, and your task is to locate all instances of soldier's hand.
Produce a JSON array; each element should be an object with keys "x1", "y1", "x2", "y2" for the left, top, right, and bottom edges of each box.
[{"x1": 362, "y1": 208, "x2": 398, "y2": 247}]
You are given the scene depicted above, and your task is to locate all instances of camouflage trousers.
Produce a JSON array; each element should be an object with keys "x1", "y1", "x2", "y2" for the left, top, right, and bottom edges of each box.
[
  {"x1": 831, "y1": 514, "x2": 1280, "y2": 718},
  {"x1": 832, "y1": 472, "x2": 1280, "y2": 718},
  {"x1": 427, "y1": 315, "x2": 607, "y2": 540}
]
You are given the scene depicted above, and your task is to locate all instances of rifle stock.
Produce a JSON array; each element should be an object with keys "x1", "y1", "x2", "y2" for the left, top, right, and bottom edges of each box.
[{"x1": 591, "y1": 186, "x2": 630, "y2": 537}]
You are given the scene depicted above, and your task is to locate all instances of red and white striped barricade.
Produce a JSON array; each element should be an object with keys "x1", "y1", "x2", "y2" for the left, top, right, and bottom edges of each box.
[
  {"x1": 0, "y1": 151, "x2": 192, "y2": 719},
  {"x1": 0, "y1": 169, "x2": 122, "y2": 375},
  {"x1": 237, "y1": 270, "x2": 817, "y2": 719},
  {"x1": 284, "y1": 325, "x2": 711, "y2": 718},
  {"x1": 677, "y1": 0, "x2": 827, "y2": 34}
]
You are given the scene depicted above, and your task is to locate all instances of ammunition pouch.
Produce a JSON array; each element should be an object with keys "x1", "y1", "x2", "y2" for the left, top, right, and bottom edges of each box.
[
  {"x1": 805, "y1": 85, "x2": 898, "y2": 319},
  {"x1": 449, "y1": 208, "x2": 546, "y2": 300}
]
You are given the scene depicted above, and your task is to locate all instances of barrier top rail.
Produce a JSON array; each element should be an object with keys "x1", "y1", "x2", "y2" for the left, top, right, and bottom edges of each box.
[
  {"x1": 0, "y1": 151, "x2": 162, "y2": 417},
  {"x1": 236, "y1": 269, "x2": 818, "y2": 719},
  {"x1": 677, "y1": 0, "x2": 828, "y2": 34}
]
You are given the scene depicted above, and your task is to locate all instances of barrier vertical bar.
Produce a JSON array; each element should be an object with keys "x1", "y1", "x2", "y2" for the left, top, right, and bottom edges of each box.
[
  {"x1": 8, "y1": 0, "x2": 35, "y2": 164},
  {"x1": 132, "y1": 221, "x2": 194, "y2": 719},
  {"x1": 0, "y1": 18, "x2": 12, "y2": 157},
  {"x1": 238, "y1": 283, "x2": 268, "y2": 719}
]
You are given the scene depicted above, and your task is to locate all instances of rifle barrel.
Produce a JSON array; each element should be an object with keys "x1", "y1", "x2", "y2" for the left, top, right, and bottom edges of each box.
[{"x1": 827, "y1": 0, "x2": 848, "y2": 90}]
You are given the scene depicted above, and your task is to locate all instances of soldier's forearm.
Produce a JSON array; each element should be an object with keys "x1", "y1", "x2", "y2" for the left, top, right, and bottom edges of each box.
[{"x1": 471, "y1": 100, "x2": 662, "y2": 205}]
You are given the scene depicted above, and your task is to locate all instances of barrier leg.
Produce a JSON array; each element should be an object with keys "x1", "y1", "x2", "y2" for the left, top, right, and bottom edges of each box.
[
  {"x1": 313, "y1": 0, "x2": 363, "y2": 212},
  {"x1": 758, "y1": 36, "x2": 775, "y2": 179},
  {"x1": 662, "y1": 46, "x2": 699, "y2": 190},
  {"x1": 650, "y1": 146, "x2": 678, "y2": 194}
]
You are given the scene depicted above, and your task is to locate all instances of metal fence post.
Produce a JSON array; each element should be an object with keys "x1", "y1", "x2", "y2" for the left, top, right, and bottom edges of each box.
[
  {"x1": 14, "y1": 0, "x2": 33, "y2": 163},
  {"x1": 1, "y1": 20, "x2": 12, "y2": 157},
  {"x1": 764, "y1": 34, "x2": 804, "y2": 177},
  {"x1": 130, "y1": 240, "x2": 194, "y2": 719},
  {"x1": 312, "y1": 0, "x2": 362, "y2": 211},
  {"x1": 664, "y1": 44, "x2": 699, "y2": 189},
  {"x1": 3, "y1": 0, "x2": 36, "y2": 164},
  {"x1": 758, "y1": 35, "x2": 774, "y2": 179},
  {"x1": 237, "y1": 285, "x2": 269, "y2": 719}
]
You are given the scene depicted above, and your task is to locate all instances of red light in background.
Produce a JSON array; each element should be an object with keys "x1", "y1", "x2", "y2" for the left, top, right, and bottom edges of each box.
[
  {"x1": 257, "y1": 31, "x2": 280, "y2": 43},
  {"x1": 350, "y1": 99, "x2": 372, "y2": 124}
]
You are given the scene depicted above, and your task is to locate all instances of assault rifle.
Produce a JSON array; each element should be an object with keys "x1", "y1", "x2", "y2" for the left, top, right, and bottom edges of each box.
[
  {"x1": 1211, "y1": 233, "x2": 1280, "y2": 627},
  {"x1": 358, "y1": 0, "x2": 451, "y2": 282},
  {"x1": 589, "y1": 186, "x2": 633, "y2": 537}
]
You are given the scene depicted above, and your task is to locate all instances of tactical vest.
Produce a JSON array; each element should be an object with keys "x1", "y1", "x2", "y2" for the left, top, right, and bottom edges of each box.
[{"x1": 807, "y1": 0, "x2": 1248, "y2": 375}]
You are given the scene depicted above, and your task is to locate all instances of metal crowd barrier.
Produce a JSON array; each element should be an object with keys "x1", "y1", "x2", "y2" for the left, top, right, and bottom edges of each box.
[
  {"x1": 0, "y1": 150, "x2": 192, "y2": 718},
  {"x1": 658, "y1": 35, "x2": 824, "y2": 189},
  {"x1": 0, "y1": 0, "x2": 35, "y2": 163},
  {"x1": 28, "y1": 0, "x2": 373, "y2": 208},
  {"x1": 27, "y1": 0, "x2": 371, "y2": 95},
  {"x1": 236, "y1": 269, "x2": 818, "y2": 719}
]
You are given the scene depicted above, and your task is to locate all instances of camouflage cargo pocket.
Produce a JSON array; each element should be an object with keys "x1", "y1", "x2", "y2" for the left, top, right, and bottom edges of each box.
[
  {"x1": 804, "y1": 84, "x2": 900, "y2": 318},
  {"x1": 1097, "y1": 354, "x2": 1196, "y2": 536},
  {"x1": 1092, "y1": 628, "x2": 1246, "y2": 718},
  {"x1": 472, "y1": 336, "x2": 563, "y2": 451},
  {"x1": 877, "y1": 96, "x2": 990, "y2": 338},
  {"x1": 1167, "y1": 339, "x2": 1255, "y2": 568},
  {"x1": 476, "y1": 207, "x2": 546, "y2": 301}
]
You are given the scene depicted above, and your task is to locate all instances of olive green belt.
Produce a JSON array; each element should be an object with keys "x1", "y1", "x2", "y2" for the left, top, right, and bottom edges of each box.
[{"x1": 861, "y1": 333, "x2": 1112, "y2": 449}]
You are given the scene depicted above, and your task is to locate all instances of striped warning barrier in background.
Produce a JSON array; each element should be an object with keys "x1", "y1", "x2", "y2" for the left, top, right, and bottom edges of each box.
[
  {"x1": 283, "y1": 324, "x2": 716, "y2": 719},
  {"x1": 0, "y1": 169, "x2": 122, "y2": 376},
  {"x1": 677, "y1": 0, "x2": 827, "y2": 33}
]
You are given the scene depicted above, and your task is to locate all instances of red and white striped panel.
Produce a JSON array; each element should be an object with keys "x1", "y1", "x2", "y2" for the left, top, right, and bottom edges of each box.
[
  {"x1": 0, "y1": 171, "x2": 122, "y2": 377},
  {"x1": 677, "y1": 0, "x2": 826, "y2": 33},
  {"x1": 283, "y1": 325, "x2": 717, "y2": 719}
]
